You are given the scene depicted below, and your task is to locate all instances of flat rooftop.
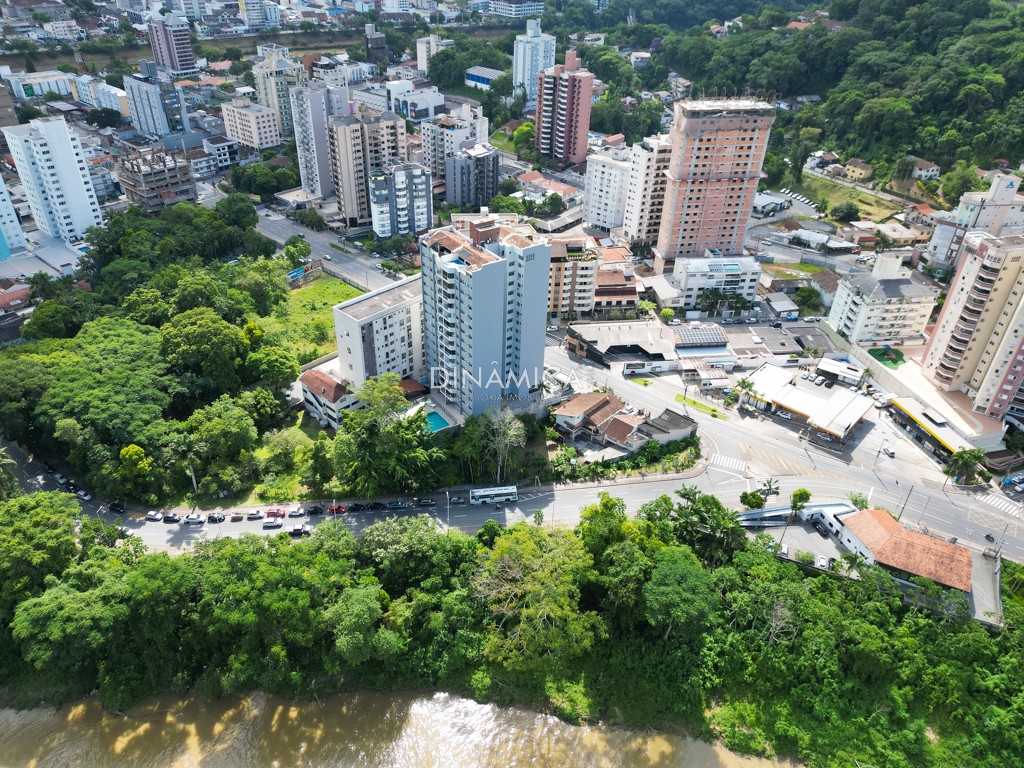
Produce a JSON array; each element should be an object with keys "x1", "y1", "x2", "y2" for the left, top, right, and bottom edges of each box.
[
  {"x1": 746, "y1": 362, "x2": 873, "y2": 437},
  {"x1": 335, "y1": 274, "x2": 422, "y2": 321}
]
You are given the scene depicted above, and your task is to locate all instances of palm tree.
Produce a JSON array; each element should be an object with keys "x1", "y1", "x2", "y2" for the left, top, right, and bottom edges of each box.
[
  {"x1": 26, "y1": 271, "x2": 58, "y2": 304},
  {"x1": 839, "y1": 552, "x2": 867, "y2": 577},
  {"x1": 759, "y1": 477, "x2": 780, "y2": 498},
  {"x1": 168, "y1": 434, "x2": 206, "y2": 495},
  {"x1": 945, "y1": 448, "x2": 986, "y2": 485},
  {"x1": 0, "y1": 447, "x2": 19, "y2": 501}
]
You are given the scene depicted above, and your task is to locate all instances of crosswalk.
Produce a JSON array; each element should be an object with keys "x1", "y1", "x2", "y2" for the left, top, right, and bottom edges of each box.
[
  {"x1": 979, "y1": 493, "x2": 1021, "y2": 518},
  {"x1": 740, "y1": 442, "x2": 848, "y2": 480},
  {"x1": 711, "y1": 453, "x2": 746, "y2": 472}
]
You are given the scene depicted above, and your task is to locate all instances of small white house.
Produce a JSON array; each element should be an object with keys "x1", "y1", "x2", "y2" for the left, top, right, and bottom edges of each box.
[{"x1": 299, "y1": 370, "x2": 357, "y2": 429}]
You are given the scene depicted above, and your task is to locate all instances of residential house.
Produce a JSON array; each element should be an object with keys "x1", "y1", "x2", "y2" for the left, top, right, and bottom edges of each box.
[
  {"x1": 299, "y1": 369, "x2": 357, "y2": 429},
  {"x1": 844, "y1": 158, "x2": 873, "y2": 181},
  {"x1": 909, "y1": 156, "x2": 940, "y2": 181},
  {"x1": 553, "y1": 391, "x2": 696, "y2": 452},
  {"x1": 809, "y1": 268, "x2": 840, "y2": 308}
]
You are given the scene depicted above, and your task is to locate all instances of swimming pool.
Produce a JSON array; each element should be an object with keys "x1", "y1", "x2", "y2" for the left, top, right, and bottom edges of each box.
[{"x1": 425, "y1": 411, "x2": 451, "y2": 433}]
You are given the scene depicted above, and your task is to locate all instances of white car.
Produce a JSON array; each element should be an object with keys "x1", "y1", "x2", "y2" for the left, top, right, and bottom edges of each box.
[
  {"x1": 777, "y1": 411, "x2": 792, "y2": 420},
  {"x1": 817, "y1": 555, "x2": 829, "y2": 569},
  {"x1": 183, "y1": 513, "x2": 205, "y2": 526},
  {"x1": 53, "y1": 473, "x2": 68, "y2": 485},
  {"x1": 546, "y1": 325, "x2": 560, "y2": 332},
  {"x1": 76, "y1": 490, "x2": 93, "y2": 502},
  {"x1": 145, "y1": 510, "x2": 163, "y2": 522}
]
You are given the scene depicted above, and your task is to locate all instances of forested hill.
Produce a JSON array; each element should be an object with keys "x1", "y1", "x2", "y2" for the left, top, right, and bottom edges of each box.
[{"x1": 655, "y1": 0, "x2": 1024, "y2": 175}]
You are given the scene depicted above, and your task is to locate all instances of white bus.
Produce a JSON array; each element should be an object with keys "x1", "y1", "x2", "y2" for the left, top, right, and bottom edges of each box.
[{"x1": 469, "y1": 486, "x2": 519, "y2": 505}]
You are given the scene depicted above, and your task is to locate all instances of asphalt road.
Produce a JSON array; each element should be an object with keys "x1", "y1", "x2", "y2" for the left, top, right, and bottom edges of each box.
[{"x1": 256, "y1": 212, "x2": 394, "y2": 292}]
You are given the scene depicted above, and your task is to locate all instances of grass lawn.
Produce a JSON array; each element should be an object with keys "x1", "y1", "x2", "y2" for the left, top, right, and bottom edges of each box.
[
  {"x1": 782, "y1": 173, "x2": 902, "y2": 222},
  {"x1": 763, "y1": 262, "x2": 823, "y2": 277},
  {"x1": 674, "y1": 394, "x2": 729, "y2": 419},
  {"x1": 259, "y1": 276, "x2": 362, "y2": 362},
  {"x1": 868, "y1": 346, "x2": 906, "y2": 369},
  {"x1": 490, "y1": 131, "x2": 516, "y2": 153}
]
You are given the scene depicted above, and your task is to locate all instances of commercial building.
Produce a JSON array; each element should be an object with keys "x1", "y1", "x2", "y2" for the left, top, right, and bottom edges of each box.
[
  {"x1": 369, "y1": 162, "x2": 433, "y2": 238},
  {"x1": 290, "y1": 82, "x2": 351, "y2": 199},
  {"x1": 620, "y1": 134, "x2": 672, "y2": 247},
  {"x1": 513, "y1": 19, "x2": 555, "y2": 108},
  {"x1": 333, "y1": 275, "x2": 424, "y2": 389},
  {"x1": 124, "y1": 61, "x2": 191, "y2": 139},
  {"x1": 923, "y1": 233, "x2": 1024, "y2": 420},
  {"x1": 464, "y1": 66, "x2": 506, "y2": 91},
  {"x1": 328, "y1": 110, "x2": 407, "y2": 226},
  {"x1": 416, "y1": 34, "x2": 453, "y2": 73},
  {"x1": 118, "y1": 144, "x2": 197, "y2": 212},
  {"x1": 420, "y1": 224, "x2": 551, "y2": 417},
  {"x1": 1, "y1": 70, "x2": 75, "y2": 100},
  {"x1": 488, "y1": 0, "x2": 544, "y2": 18},
  {"x1": 445, "y1": 143, "x2": 499, "y2": 208},
  {"x1": 827, "y1": 253, "x2": 937, "y2": 345},
  {"x1": 654, "y1": 99, "x2": 775, "y2": 273},
  {"x1": 534, "y1": 51, "x2": 593, "y2": 165},
  {"x1": 364, "y1": 23, "x2": 390, "y2": 69},
  {"x1": 222, "y1": 98, "x2": 281, "y2": 150},
  {"x1": 421, "y1": 105, "x2": 489, "y2": 183},
  {"x1": 649, "y1": 255, "x2": 761, "y2": 312},
  {"x1": 0, "y1": 179, "x2": 27, "y2": 260},
  {"x1": 2, "y1": 118, "x2": 101, "y2": 243},
  {"x1": 253, "y1": 44, "x2": 306, "y2": 137},
  {"x1": 547, "y1": 235, "x2": 598, "y2": 318},
  {"x1": 566, "y1": 319, "x2": 678, "y2": 371},
  {"x1": 148, "y1": 10, "x2": 198, "y2": 79},
  {"x1": 582, "y1": 145, "x2": 631, "y2": 230}
]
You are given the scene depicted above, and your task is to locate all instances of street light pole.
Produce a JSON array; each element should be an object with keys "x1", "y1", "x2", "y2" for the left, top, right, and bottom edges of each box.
[
  {"x1": 897, "y1": 483, "x2": 914, "y2": 521},
  {"x1": 445, "y1": 490, "x2": 450, "y2": 535}
]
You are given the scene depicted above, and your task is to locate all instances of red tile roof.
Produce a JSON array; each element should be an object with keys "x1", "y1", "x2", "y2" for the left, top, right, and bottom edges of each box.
[{"x1": 299, "y1": 370, "x2": 350, "y2": 402}]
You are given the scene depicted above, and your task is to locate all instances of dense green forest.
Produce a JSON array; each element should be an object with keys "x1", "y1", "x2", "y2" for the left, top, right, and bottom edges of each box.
[{"x1": 1, "y1": 489, "x2": 1021, "y2": 767}]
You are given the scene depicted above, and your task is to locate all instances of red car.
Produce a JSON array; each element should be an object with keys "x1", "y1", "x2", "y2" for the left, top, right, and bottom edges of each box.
[
  {"x1": 266, "y1": 508, "x2": 286, "y2": 518},
  {"x1": 328, "y1": 504, "x2": 346, "y2": 515}
]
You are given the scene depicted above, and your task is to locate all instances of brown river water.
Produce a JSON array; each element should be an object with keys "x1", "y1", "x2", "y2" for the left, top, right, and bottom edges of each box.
[{"x1": 0, "y1": 690, "x2": 788, "y2": 768}]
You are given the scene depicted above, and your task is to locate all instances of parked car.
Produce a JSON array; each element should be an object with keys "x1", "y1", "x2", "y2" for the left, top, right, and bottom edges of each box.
[
  {"x1": 347, "y1": 503, "x2": 366, "y2": 512},
  {"x1": 450, "y1": 496, "x2": 466, "y2": 505},
  {"x1": 814, "y1": 376, "x2": 825, "y2": 385},
  {"x1": 386, "y1": 501, "x2": 408, "y2": 510},
  {"x1": 53, "y1": 473, "x2": 68, "y2": 485},
  {"x1": 266, "y1": 508, "x2": 286, "y2": 518},
  {"x1": 418, "y1": 498, "x2": 437, "y2": 507},
  {"x1": 66, "y1": 482, "x2": 79, "y2": 494},
  {"x1": 777, "y1": 411, "x2": 792, "y2": 420},
  {"x1": 546, "y1": 325, "x2": 559, "y2": 332},
  {"x1": 230, "y1": 512, "x2": 244, "y2": 522},
  {"x1": 800, "y1": 371, "x2": 810, "y2": 380},
  {"x1": 207, "y1": 512, "x2": 225, "y2": 523},
  {"x1": 43, "y1": 462, "x2": 55, "y2": 473},
  {"x1": 771, "y1": 322, "x2": 783, "y2": 329},
  {"x1": 306, "y1": 505, "x2": 324, "y2": 515},
  {"x1": 76, "y1": 489, "x2": 93, "y2": 502},
  {"x1": 882, "y1": 447, "x2": 895, "y2": 458},
  {"x1": 813, "y1": 521, "x2": 829, "y2": 538},
  {"x1": 183, "y1": 513, "x2": 205, "y2": 526},
  {"x1": 263, "y1": 518, "x2": 283, "y2": 529},
  {"x1": 109, "y1": 501, "x2": 127, "y2": 514},
  {"x1": 779, "y1": 543, "x2": 789, "y2": 557},
  {"x1": 817, "y1": 555, "x2": 829, "y2": 569},
  {"x1": 247, "y1": 510, "x2": 264, "y2": 520},
  {"x1": 367, "y1": 502, "x2": 386, "y2": 511},
  {"x1": 745, "y1": 317, "x2": 758, "y2": 324},
  {"x1": 824, "y1": 380, "x2": 834, "y2": 389},
  {"x1": 327, "y1": 504, "x2": 346, "y2": 515},
  {"x1": 668, "y1": 319, "x2": 682, "y2": 326},
  {"x1": 290, "y1": 524, "x2": 312, "y2": 537},
  {"x1": 288, "y1": 507, "x2": 306, "y2": 518},
  {"x1": 146, "y1": 510, "x2": 163, "y2": 522},
  {"x1": 817, "y1": 432, "x2": 834, "y2": 442},
  {"x1": 163, "y1": 513, "x2": 181, "y2": 524}
]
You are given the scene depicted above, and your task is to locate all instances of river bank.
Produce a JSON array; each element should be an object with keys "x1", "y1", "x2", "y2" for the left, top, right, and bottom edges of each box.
[{"x1": 0, "y1": 689, "x2": 792, "y2": 768}]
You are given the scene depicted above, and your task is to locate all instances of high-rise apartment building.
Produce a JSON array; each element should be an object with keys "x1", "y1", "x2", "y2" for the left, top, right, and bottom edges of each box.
[
  {"x1": 923, "y1": 233, "x2": 1024, "y2": 419},
  {"x1": 148, "y1": 11, "x2": 198, "y2": 79},
  {"x1": 328, "y1": 109, "x2": 407, "y2": 226},
  {"x1": 291, "y1": 82, "x2": 351, "y2": 199},
  {"x1": 118, "y1": 145, "x2": 197, "y2": 212},
  {"x1": 364, "y1": 24, "x2": 389, "y2": 69},
  {"x1": 0, "y1": 178, "x2": 27, "y2": 260},
  {"x1": 2, "y1": 118, "x2": 101, "y2": 243},
  {"x1": 445, "y1": 143, "x2": 499, "y2": 209},
  {"x1": 334, "y1": 275, "x2": 424, "y2": 389},
  {"x1": 620, "y1": 134, "x2": 673, "y2": 247},
  {"x1": 239, "y1": 0, "x2": 267, "y2": 29},
  {"x1": 416, "y1": 34, "x2": 454, "y2": 74},
  {"x1": 253, "y1": 44, "x2": 306, "y2": 137},
  {"x1": 547, "y1": 236, "x2": 598, "y2": 319},
  {"x1": 124, "y1": 60, "x2": 191, "y2": 139},
  {"x1": 513, "y1": 19, "x2": 555, "y2": 108},
  {"x1": 177, "y1": 0, "x2": 206, "y2": 21},
  {"x1": 420, "y1": 104, "x2": 489, "y2": 183},
  {"x1": 222, "y1": 98, "x2": 281, "y2": 149},
  {"x1": 918, "y1": 174, "x2": 1024, "y2": 279},
  {"x1": 534, "y1": 51, "x2": 593, "y2": 165},
  {"x1": 311, "y1": 54, "x2": 375, "y2": 88},
  {"x1": 654, "y1": 99, "x2": 775, "y2": 274},
  {"x1": 369, "y1": 163, "x2": 433, "y2": 238},
  {"x1": 0, "y1": 87, "x2": 16, "y2": 131},
  {"x1": 421, "y1": 224, "x2": 551, "y2": 417},
  {"x1": 582, "y1": 145, "x2": 631, "y2": 231}
]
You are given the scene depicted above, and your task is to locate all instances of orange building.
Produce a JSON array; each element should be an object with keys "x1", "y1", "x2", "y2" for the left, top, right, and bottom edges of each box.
[{"x1": 654, "y1": 99, "x2": 775, "y2": 274}]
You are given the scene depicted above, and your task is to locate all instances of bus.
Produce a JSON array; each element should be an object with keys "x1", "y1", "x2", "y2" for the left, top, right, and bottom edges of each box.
[{"x1": 469, "y1": 486, "x2": 519, "y2": 505}]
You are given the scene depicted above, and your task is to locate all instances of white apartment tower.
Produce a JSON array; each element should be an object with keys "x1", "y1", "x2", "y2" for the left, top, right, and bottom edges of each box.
[
  {"x1": 582, "y1": 145, "x2": 631, "y2": 231},
  {"x1": 923, "y1": 233, "x2": 1024, "y2": 419},
  {"x1": 654, "y1": 99, "x2": 775, "y2": 273},
  {"x1": 328, "y1": 110, "x2": 407, "y2": 227},
  {"x1": 222, "y1": 98, "x2": 281, "y2": 150},
  {"x1": 291, "y1": 82, "x2": 351, "y2": 199},
  {"x1": 420, "y1": 103, "x2": 489, "y2": 182},
  {"x1": 416, "y1": 34, "x2": 454, "y2": 73},
  {"x1": 0, "y1": 178, "x2": 27, "y2": 260},
  {"x1": 333, "y1": 275, "x2": 424, "y2": 389},
  {"x1": 620, "y1": 134, "x2": 672, "y2": 247},
  {"x1": 513, "y1": 19, "x2": 555, "y2": 108},
  {"x1": 253, "y1": 45, "x2": 307, "y2": 137},
  {"x1": 420, "y1": 225, "x2": 551, "y2": 417},
  {"x1": 239, "y1": 0, "x2": 267, "y2": 29},
  {"x1": 2, "y1": 118, "x2": 101, "y2": 243},
  {"x1": 124, "y1": 60, "x2": 191, "y2": 139}
]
